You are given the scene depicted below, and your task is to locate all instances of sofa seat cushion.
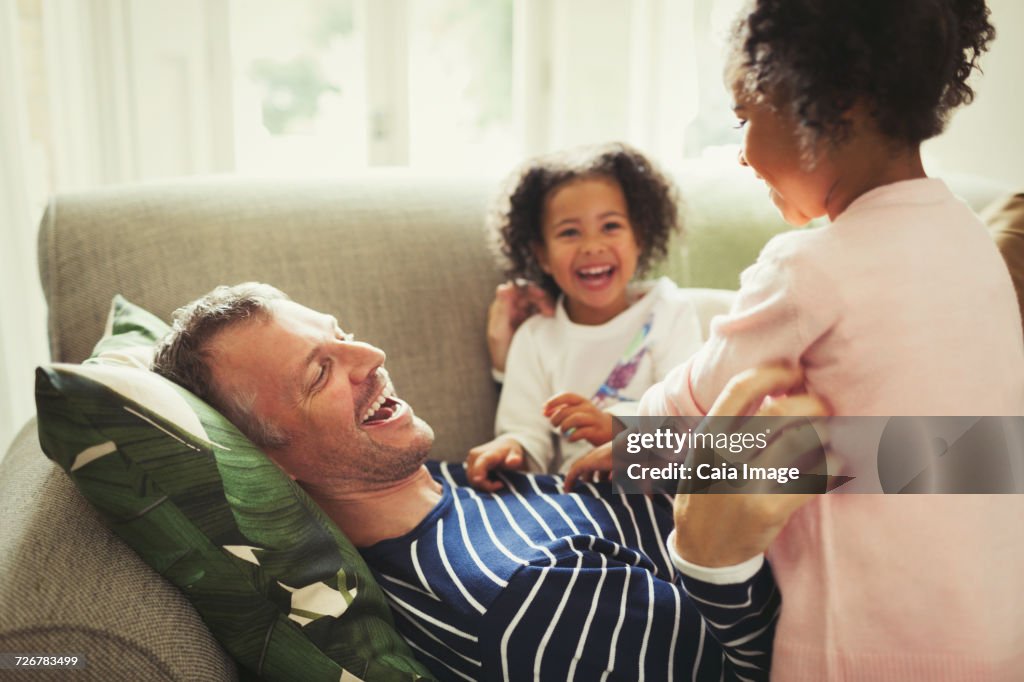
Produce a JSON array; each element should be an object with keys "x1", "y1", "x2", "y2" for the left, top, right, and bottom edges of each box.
[{"x1": 34, "y1": 297, "x2": 433, "y2": 681}]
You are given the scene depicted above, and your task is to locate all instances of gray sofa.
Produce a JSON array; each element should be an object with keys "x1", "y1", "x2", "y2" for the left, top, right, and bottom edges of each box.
[{"x1": 0, "y1": 167, "x2": 1006, "y2": 680}]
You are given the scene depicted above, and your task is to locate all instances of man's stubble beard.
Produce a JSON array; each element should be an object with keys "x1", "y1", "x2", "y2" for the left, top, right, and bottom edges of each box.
[{"x1": 340, "y1": 417, "x2": 435, "y2": 485}]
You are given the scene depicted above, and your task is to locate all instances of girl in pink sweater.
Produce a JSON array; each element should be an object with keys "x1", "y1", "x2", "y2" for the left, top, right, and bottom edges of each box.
[{"x1": 569, "y1": 1, "x2": 1024, "y2": 679}]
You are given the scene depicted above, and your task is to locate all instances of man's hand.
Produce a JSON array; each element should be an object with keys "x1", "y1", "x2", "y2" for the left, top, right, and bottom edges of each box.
[
  {"x1": 563, "y1": 442, "x2": 614, "y2": 492},
  {"x1": 487, "y1": 280, "x2": 555, "y2": 374},
  {"x1": 466, "y1": 435, "x2": 527, "y2": 492},
  {"x1": 544, "y1": 393, "x2": 614, "y2": 445},
  {"x1": 673, "y1": 364, "x2": 830, "y2": 567}
]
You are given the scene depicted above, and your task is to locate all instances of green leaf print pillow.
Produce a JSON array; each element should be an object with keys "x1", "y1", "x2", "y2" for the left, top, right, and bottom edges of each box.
[{"x1": 35, "y1": 296, "x2": 433, "y2": 681}]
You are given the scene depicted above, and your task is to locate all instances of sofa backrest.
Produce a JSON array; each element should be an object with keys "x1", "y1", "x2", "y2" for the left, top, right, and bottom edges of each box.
[
  {"x1": 37, "y1": 166, "x2": 1007, "y2": 459},
  {"x1": 39, "y1": 174, "x2": 506, "y2": 458}
]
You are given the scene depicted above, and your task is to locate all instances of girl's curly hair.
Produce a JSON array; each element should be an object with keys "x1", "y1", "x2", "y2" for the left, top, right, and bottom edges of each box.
[
  {"x1": 490, "y1": 143, "x2": 681, "y2": 299},
  {"x1": 733, "y1": 0, "x2": 995, "y2": 149}
]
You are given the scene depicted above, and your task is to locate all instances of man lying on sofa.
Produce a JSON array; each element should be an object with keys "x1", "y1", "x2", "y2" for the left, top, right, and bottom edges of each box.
[{"x1": 153, "y1": 282, "x2": 816, "y2": 681}]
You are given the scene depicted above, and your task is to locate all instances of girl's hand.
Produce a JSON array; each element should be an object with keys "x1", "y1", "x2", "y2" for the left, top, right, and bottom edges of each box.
[
  {"x1": 673, "y1": 364, "x2": 830, "y2": 567},
  {"x1": 466, "y1": 436, "x2": 527, "y2": 492},
  {"x1": 487, "y1": 281, "x2": 556, "y2": 373},
  {"x1": 563, "y1": 442, "x2": 613, "y2": 492},
  {"x1": 544, "y1": 393, "x2": 614, "y2": 445}
]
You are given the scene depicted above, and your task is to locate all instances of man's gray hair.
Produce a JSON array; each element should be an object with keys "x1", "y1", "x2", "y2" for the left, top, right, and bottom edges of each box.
[{"x1": 152, "y1": 282, "x2": 291, "y2": 449}]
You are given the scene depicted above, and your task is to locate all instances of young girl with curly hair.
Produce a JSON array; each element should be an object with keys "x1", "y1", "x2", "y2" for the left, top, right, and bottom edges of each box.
[
  {"x1": 568, "y1": 1, "x2": 1024, "y2": 678},
  {"x1": 466, "y1": 143, "x2": 705, "y2": 489}
]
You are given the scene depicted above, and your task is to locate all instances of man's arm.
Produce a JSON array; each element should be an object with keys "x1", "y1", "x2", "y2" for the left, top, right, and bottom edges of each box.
[
  {"x1": 671, "y1": 364, "x2": 826, "y2": 567},
  {"x1": 671, "y1": 541, "x2": 780, "y2": 680},
  {"x1": 662, "y1": 364, "x2": 831, "y2": 678}
]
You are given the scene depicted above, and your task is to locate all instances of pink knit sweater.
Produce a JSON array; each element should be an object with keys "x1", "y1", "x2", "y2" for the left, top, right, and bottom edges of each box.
[{"x1": 641, "y1": 179, "x2": 1024, "y2": 680}]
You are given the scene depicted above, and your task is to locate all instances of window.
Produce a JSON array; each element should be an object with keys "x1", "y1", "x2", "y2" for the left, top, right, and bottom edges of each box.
[
  {"x1": 231, "y1": 0, "x2": 368, "y2": 173},
  {"x1": 684, "y1": 0, "x2": 747, "y2": 161},
  {"x1": 229, "y1": 0, "x2": 516, "y2": 174},
  {"x1": 407, "y1": 0, "x2": 515, "y2": 170}
]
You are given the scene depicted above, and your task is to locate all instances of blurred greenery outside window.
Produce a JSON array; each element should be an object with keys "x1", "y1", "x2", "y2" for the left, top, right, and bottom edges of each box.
[{"x1": 231, "y1": 0, "x2": 514, "y2": 174}]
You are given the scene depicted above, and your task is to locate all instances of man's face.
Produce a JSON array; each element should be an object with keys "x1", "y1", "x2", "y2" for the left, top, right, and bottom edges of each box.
[{"x1": 208, "y1": 300, "x2": 434, "y2": 491}]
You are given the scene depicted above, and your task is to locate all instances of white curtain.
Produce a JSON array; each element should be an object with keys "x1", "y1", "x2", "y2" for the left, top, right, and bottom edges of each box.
[
  {"x1": 0, "y1": 0, "x2": 231, "y2": 454},
  {"x1": 0, "y1": 0, "x2": 49, "y2": 454}
]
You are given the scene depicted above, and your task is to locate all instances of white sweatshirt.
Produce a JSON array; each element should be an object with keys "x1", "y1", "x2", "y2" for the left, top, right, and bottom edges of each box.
[{"x1": 496, "y1": 277, "x2": 704, "y2": 472}]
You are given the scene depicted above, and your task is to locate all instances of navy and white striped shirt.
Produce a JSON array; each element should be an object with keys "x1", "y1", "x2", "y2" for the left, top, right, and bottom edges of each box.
[{"x1": 361, "y1": 461, "x2": 778, "y2": 681}]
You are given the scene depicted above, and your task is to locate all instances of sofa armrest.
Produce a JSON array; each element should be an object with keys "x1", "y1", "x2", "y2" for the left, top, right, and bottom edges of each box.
[{"x1": 0, "y1": 419, "x2": 238, "y2": 681}]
